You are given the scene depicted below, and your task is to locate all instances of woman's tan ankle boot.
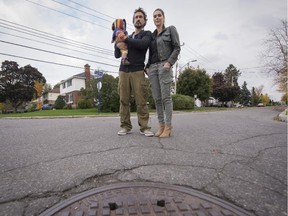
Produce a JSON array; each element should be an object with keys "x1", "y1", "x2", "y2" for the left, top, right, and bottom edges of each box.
[
  {"x1": 155, "y1": 123, "x2": 165, "y2": 137},
  {"x1": 159, "y1": 125, "x2": 172, "y2": 138}
]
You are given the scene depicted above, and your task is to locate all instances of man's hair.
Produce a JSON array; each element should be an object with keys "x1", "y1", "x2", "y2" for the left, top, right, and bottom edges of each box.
[{"x1": 133, "y1": 7, "x2": 147, "y2": 27}]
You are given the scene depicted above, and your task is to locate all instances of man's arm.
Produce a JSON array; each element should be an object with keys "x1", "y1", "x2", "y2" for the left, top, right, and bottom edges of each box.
[
  {"x1": 125, "y1": 31, "x2": 152, "y2": 50},
  {"x1": 114, "y1": 44, "x2": 121, "y2": 58}
]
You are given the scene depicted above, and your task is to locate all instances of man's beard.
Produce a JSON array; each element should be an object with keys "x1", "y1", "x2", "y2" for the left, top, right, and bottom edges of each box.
[{"x1": 134, "y1": 21, "x2": 145, "y2": 29}]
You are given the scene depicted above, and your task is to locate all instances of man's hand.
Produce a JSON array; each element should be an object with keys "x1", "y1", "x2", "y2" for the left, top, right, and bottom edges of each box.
[{"x1": 116, "y1": 42, "x2": 127, "y2": 50}]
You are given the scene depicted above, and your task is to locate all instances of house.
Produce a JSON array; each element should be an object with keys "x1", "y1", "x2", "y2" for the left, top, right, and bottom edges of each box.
[
  {"x1": 59, "y1": 64, "x2": 93, "y2": 108},
  {"x1": 31, "y1": 86, "x2": 60, "y2": 109},
  {"x1": 206, "y1": 97, "x2": 219, "y2": 107},
  {"x1": 42, "y1": 86, "x2": 60, "y2": 105}
]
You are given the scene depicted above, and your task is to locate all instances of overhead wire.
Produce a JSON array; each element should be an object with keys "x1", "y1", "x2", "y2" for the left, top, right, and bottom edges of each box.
[
  {"x1": 66, "y1": 0, "x2": 116, "y2": 20},
  {"x1": 1, "y1": 1, "x2": 126, "y2": 77},
  {"x1": 0, "y1": 40, "x2": 118, "y2": 68},
  {"x1": 0, "y1": 53, "x2": 84, "y2": 69},
  {"x1": 181, "y1": 44, "x2": 223, "y2": 73},
  {"x1": 0, "y1": 53, "x2": 119, "y2": 75},
  {"x1": 1, "y1": 1, "x2": 139, "y2": 73},
  {"x1": 3, "y1": 1, "x2": 272, "y2": 79},
  {"x1": 0, "y1": 19, "x2": 120, "y2": 71},
  {"x1": 5, "y1": 1, "x2": 243, "y2": 77},
  {"x1": 65, "y1": 0, "x2": 135, "y2": 29},
  {"x1": 51, "y1": 0, "x2": 113, "y2": 24},
  {"x1": 0, "y1": 31, "x2": 117, "y2": 62},
  {"x1": 0, "y1": 19, "x2": 113, "y2": 55},
  {"x1": 25, "y1": 0, "x2": 110, "y2": 30},
  {"x1": 181, "y1": 43, "x2": 269, "y2": 75},
  {"x1": 50, "y1": 0, "x2": 134, "y2": 32}
]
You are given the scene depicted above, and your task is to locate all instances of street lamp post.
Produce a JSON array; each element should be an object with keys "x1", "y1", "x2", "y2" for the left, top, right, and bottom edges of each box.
[
  {"x1": 94, "y1": 70, "x2": 104, "y2": 112},
  {"x1": 175, "y1": 59, "x2": 197, "y2": 93}
]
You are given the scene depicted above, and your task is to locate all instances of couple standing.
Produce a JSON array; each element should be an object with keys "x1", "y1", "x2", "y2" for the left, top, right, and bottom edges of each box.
[{"x1": 114, "y1": 7, "x2": 181, "y2": 138}]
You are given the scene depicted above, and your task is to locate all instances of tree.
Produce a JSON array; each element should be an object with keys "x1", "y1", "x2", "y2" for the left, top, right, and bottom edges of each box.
[
  {"x1": 34, "y1": 81, "x2": 44, "y2": 109},
  {"x1": 261, "y1": 19, "x2": 287, "y2": 96},
  {"x1": 212, "y1": 72, "x2": 225, "y2": 87},
  {"x1": 250, "y1": 87, "x2": 261, "y2": 106},
  {"x1": 42, "y1": 83, "x2": 52, "y2": 95},
  {"x1": 224, "y1": 64, "x2": 241, "y2": 87},
  {"x1": 211, "y1": 72, "x2": 225, "y2": 102},
  {"x1": 0, "y1": 60, "x2": 46, "y2": 112},
  {"x1": 177, "y1": 68, "x2": 212, "y2": 101},
  {"x1": 281, "y1": 93, "x2": 287, "y2": 104},
  {"x1": 211, "y1": 70, "x2": 241, "y2": 105},
  {"x1": 255, "y1": 85, "x2": 264, "y2": 98},
  {"x1": 239, "y1": 81, "x2": 251, "y2": 106},
  {"x1": 260, "y1": 93, "x2": 270, "y2": 106},
  {"x1": 97, "y1": 74, "x2": 119, "y2": 112}
]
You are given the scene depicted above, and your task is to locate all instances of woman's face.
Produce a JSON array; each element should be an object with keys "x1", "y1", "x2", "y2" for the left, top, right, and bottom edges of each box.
[{"x1": 153, "y1": 10, "x2": 164, "y2": 27}]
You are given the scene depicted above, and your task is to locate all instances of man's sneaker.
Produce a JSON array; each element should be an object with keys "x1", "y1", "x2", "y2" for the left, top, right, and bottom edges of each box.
[
  {"x1": 117, "y1": 128, "x2": 132, "y2": 136},
  {"x1": 140, "y1": 129, "x2": 154, "y2": 137}
]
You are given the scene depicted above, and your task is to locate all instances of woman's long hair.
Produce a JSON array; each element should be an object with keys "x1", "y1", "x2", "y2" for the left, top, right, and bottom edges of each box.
[{"x1": 154, "y1": 8, "x2": 165, "y2": 29}]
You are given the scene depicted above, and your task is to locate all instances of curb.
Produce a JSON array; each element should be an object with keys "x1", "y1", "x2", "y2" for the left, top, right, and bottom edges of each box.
[{"x1": 278, "y1": 109, "x2": 287, "y2": 122}]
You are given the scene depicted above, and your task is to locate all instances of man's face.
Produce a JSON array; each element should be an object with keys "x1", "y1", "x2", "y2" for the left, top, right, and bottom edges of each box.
[{"x1": 133, "y1": 12, "x2": 146, "y2": 29}]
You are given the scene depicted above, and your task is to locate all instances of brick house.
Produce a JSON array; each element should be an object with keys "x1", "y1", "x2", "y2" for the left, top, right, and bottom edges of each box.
[{"x1": 59, "y1": 64, "x2": 93, "y2": 108}]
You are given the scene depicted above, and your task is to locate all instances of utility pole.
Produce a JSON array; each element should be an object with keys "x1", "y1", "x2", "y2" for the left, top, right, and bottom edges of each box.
[
  {"x1": 174, "y1": 42, "x2": 185, "y2": 94},
  {"x1": 174, "y1": 61, "x2": 178, "y2": 94}
]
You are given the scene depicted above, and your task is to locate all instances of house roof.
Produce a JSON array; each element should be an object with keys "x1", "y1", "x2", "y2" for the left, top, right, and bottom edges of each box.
[
  {"x1": 50, "y1": 87, "x2": 60, "y2": 93},
  {"x1": 60, "y1": 72, "x2": 94, "y2": 84},
  {"x1": 74, "y1": 72, "x2": 86, "y2": 78}
]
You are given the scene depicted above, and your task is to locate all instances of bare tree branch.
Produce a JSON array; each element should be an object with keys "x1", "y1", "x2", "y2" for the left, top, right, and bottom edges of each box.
[{"x1": 261, "y1": 19, "x2": 287, "y2": 94}]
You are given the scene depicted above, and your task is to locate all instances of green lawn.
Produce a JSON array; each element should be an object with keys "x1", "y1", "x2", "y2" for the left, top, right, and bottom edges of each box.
[
  {"x1": 0, "y1": 108, "x2": 117, "y2": 118},
  {"x1": 0, "y1": 107, "x2": 231, "y2": 118}
]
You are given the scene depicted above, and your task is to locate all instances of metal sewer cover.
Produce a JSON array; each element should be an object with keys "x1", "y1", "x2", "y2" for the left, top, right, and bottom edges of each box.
[{"x1": 40, "y1": 182, "x2": 252, "y2": 216}]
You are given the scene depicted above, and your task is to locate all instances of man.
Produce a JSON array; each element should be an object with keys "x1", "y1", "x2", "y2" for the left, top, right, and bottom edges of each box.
[{"x1": 115, "y1": 7, "x2": 153, "y2": 137}]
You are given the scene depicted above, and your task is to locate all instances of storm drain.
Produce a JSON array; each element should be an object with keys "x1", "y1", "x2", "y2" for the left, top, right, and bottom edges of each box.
[{"x1": 40, "y1": 182, "x2": 252, "y2": 216}]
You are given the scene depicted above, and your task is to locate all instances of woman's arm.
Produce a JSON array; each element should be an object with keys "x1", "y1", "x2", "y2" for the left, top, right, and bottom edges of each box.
[{"x1": 167, "y1": 26, "x2": 181, "y2": 66}]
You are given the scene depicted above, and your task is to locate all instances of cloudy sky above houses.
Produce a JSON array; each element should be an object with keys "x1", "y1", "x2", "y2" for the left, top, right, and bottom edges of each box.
[{"x1": 0, "y1": 0, "x2": 286, "y2": 100}]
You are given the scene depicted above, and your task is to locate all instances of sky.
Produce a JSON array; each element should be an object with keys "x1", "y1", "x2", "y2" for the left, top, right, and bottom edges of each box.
[{"x1": 0, "y1": 0, "x2": 286, "y2": 101}]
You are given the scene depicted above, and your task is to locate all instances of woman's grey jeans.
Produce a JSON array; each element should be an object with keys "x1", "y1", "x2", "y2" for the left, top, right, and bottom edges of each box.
[{"x1": 148, "y1": 62, "x2": 173, "y2": 125}]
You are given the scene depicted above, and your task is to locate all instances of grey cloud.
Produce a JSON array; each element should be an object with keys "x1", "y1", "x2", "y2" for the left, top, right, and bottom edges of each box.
[{"x1": 213, "y1": 32, "x2": 229, "y2": 40}]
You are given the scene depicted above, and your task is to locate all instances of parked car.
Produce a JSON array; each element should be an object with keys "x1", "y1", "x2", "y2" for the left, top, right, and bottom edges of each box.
[
  {"x1": 42, "y1": 104, "x2": 55, "y2": 110},
  {"x1": 257, "y1": 103, "x2": 265, "y2": 107}
]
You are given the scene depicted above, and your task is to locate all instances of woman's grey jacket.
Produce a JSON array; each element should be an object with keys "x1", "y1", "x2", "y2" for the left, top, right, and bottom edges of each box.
[{"x1": 146, "y1": 25, "x2": 181, "y2": 68}]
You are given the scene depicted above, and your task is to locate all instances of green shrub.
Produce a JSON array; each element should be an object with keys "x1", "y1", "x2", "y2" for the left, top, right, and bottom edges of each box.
[
  {"x1": 78, "y1": 99, "x2": 92, "y2": 109},
  {"x1": 27, "y1": 103, "x2": 37, "y2": 112},
  {"x1": 172, "y1": 94, "x2": 194, "y2": 110},
  {"x1": 55, "y1": 95, "x2": 66, "y2": 109}
]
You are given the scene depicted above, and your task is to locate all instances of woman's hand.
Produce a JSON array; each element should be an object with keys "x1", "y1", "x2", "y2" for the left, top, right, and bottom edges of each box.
[
  {"x1": 163, "y1": 62, "x2": 171, "y2": 71},
  {"x1": 145, "y1": 68, "x2": 149, "y2": 75}
]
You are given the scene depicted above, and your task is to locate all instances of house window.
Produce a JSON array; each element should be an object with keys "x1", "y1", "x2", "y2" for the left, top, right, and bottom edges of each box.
[
  {"x1": 67, "y1": 79, "x2": 72, "y2": 87},
  {"x1": 67, "y1": 93, "x2": 73, "y2": 103},
  {"x1": 62, "y1": 82, "x2": 66, "y2": 89}
]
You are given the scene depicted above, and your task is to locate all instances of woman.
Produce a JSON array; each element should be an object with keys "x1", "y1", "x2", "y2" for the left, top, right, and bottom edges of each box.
[{"x1": 146, "y1": 8, "x2": 181, "y2": 138}]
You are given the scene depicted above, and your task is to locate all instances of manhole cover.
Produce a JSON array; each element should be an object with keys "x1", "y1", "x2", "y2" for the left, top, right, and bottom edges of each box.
[{"x1": 40, "y1": 182, "x2": 252, "y2": 216}]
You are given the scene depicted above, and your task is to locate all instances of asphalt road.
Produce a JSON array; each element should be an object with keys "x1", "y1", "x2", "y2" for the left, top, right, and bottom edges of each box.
[{"x1": 0, "y1": 107, "x2": 287, "y2": 216}]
